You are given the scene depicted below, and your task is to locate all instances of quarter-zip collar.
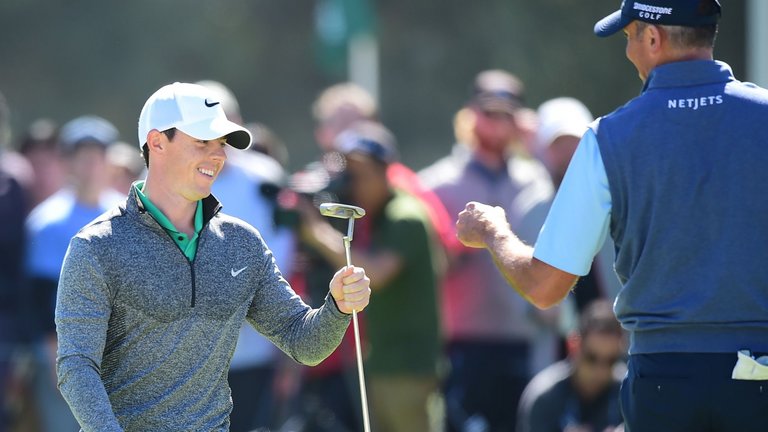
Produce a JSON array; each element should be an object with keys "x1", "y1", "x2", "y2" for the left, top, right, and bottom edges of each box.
[
  {"x1": 132, "y1": 180, "x2": 204, "y2": 261},
  {"x1": 128, "y1": 181, "x2": 223, "y2": 228},
  {"x1": 127, "y1": 181, "x2": 223, "y2": 308}
]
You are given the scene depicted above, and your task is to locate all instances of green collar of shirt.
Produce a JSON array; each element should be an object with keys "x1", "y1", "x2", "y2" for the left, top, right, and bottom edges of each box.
[{"x1": 132, "y1": 180, "x2": 203, "y2": 261}]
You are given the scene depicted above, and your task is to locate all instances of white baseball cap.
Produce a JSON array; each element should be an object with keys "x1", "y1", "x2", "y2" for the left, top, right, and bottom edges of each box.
[
  {"x1": 137, "y1": 82, "x2": 252, "y2": 150},
  {"x1": 535, "y1": 97, "x2": 593, "y2": 150}
]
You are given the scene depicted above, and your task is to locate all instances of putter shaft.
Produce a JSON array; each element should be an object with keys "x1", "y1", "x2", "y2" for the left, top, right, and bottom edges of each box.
[
  {"x1": 344, "y1": 228, "x2": 371, "y2": 432},
  {"x1": 321, "y1": 204, "x2": 371, "y2": 432}
]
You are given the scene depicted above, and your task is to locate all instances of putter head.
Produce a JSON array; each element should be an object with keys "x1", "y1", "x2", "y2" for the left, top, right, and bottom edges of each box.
[{"x1": 319, "y1": 203, "x2": 366, "y2": 219}]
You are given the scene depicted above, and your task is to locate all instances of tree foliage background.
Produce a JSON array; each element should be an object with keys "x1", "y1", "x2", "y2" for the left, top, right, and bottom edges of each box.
[{"x1": 0, "y1": 0, "x2": 745, "y2": 170}]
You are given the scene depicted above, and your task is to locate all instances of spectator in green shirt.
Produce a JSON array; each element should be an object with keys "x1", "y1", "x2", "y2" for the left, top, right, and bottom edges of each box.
[{"x1": 302, "y1": 120, "x2": 443, "y2": 432}]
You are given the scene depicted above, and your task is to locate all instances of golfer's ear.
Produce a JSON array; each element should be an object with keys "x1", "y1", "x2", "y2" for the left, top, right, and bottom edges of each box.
[
  {"x1": 146, "y1": 130, "x2": 165, "y2": 154},
  {"x1": 647, "y1": 24, "x2": 663, "y2": 52}
]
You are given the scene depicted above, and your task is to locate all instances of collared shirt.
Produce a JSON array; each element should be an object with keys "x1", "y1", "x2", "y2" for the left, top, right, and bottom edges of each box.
[
  {"x1": 55, "y1": 188, "x2": 351, "y2": 431},
  {"x1": 533, "y1": 60, "x2": 738, "y2": 277},
  {"x1": 532, "y1": 60, "x2": 768, "y2": 356},
  {"x1": 133, "y1": 180, "x2": 203, "y2": 261},
  {"x1": 533, "y1": 129, "x2": 610, "y2": 276}
]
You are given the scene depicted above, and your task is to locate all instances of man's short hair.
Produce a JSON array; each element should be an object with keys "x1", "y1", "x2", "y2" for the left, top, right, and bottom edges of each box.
[
  {"x1": 141, "y1": 128, "x2": 176, "y2": 168},
  {"x1": 578, "y1": 299, "x2": 623, "y2": 338},
  {"x1": 636, "y1": 21, "x2": 719, "y2": 49},
  {"x1": 312, "y1": 83, "x2": 377, "y2": 124}
]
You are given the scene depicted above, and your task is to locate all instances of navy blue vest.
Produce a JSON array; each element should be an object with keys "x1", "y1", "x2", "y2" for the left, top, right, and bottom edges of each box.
[{"x1": 594, "y1": 60, "x2": 768, "y2": 354}]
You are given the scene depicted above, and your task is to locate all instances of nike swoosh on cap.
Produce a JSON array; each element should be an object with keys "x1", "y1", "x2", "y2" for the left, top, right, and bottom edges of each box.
[
  {"x1": 231, "y1": 266, "x2": 247, "y2": 277},
  {"x1": 205, "y1": 99, "x2": 220, "y2": 108}
]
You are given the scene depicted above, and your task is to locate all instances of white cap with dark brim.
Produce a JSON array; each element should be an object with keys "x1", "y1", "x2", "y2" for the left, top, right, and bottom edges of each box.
[{"x1": 137, "y1": 82, "x2": 252, "y2": 150}]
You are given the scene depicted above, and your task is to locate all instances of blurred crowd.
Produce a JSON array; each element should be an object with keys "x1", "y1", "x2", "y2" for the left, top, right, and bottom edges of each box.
[{"x1": 0, "y1": 72, "x2": 626, "y2": 432}]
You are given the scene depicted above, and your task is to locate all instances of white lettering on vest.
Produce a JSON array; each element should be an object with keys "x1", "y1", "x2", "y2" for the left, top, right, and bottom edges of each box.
[{"x1": 667, "y1": 95, "x2": 724, "y2": 110}]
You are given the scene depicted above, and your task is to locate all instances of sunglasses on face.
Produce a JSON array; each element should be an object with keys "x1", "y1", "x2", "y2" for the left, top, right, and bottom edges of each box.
[
  {"x1": 479, "y1": 110, "x2": 514, "y2": 121},
  {"x1": 582, "y1": 351, "x2": 620, "y2": 368}
]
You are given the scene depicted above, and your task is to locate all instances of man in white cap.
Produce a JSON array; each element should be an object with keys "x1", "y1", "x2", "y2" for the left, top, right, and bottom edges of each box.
[
  {"x1": 55, "y1": 82, "x2": 371, "y2": 432},
  {"x1": 535, "y1": 98, "x2": 621, "y2": 308},
  {"x1": 535, "y1": 97, "x2": 594, "y2": 189}
]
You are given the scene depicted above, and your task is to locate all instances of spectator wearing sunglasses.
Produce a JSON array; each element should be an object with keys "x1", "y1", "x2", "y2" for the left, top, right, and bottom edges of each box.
[{"x1": 517, "y1": 299, "x2": 625, "y2": 432}]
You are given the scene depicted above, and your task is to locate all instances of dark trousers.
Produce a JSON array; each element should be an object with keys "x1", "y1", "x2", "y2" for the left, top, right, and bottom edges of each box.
[
  {"x1": 228, "y1": 365, "x2": 276, "y2": 432},
  {"x1": 444, "y1": 340, "x2": 530, "y2": 432},
  {"x1": 622, "y1": 353, "x2": 768, "y2": 432},
  {"x1": 293, "y1": 370, "x2": 361, "y2": 432}
]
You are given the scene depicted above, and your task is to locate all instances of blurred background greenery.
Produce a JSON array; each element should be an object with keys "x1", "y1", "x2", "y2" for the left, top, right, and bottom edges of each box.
[{"x1": 0, "y1": 0, "x2": 746, "y2": 171}]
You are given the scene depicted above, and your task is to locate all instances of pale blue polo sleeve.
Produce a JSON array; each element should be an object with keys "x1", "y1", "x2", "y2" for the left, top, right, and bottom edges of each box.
[{"x1": 532, "y1": 129, "x2": 612, "y2": 276}]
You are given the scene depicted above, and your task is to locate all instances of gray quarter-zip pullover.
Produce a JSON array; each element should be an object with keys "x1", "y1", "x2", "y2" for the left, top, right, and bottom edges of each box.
[{"x1": 55, "y1": 189, "x2": 350, "y2": 431}]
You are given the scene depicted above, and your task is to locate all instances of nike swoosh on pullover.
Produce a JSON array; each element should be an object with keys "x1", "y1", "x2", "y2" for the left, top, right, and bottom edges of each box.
[{"x1": 55, "y1": 190, "x2": 350, "y2": 431}]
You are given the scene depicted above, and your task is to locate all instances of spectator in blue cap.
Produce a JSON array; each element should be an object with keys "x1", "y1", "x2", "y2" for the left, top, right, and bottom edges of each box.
[{"x1": 456, "y1": 0, "x2": 768, "y2": 430}]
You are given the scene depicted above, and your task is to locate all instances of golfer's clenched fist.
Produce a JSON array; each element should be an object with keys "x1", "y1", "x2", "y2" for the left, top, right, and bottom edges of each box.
[
  {"x1": 330, "y1": 266, "x2": 371, "y2": 314},
  {"x1": 456, "y1": 201, "x2": 512, "y2": 249}
]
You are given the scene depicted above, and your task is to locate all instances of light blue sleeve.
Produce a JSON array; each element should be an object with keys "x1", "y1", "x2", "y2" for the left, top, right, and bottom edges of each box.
[{"x1": 532, "y1": 129, "x2": 612, "y2": 276}]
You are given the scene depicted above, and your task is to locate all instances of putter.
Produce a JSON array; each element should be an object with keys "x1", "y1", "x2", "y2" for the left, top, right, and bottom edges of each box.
[{"x1": 318, "y1": 203, "x2": 370, "y2": 432}]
